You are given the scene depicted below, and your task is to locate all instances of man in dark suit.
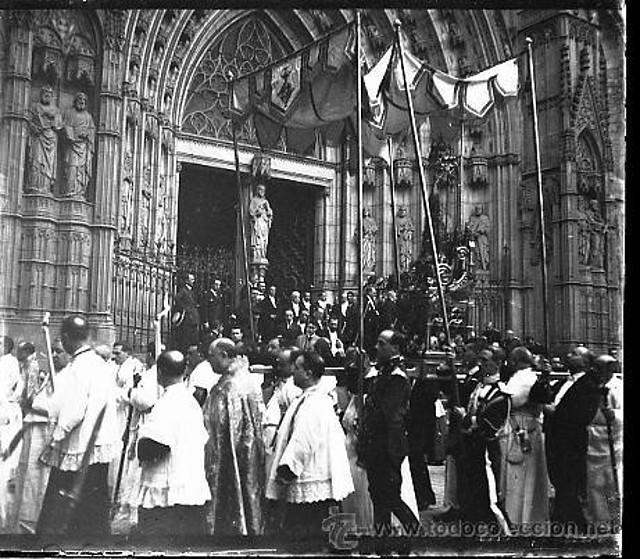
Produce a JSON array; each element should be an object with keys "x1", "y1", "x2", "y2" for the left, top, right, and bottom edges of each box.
[
  {"x1": 482, "y1": 322, "x2": 501, "y2": 345},
  {"x1": 406, "y1": 367, "x2": 437, "y2": 511},
  {"x1": 332, "y1": 291, "x2": 355, "y2": 346},
  {"x1": 295, "y1": 321, "x2": 320, "y2": 352},
  {"x1": 309, "y1": 306, "x2": 328, "y2": 338},
  {"x1": 301, "y1": 291, "x2": 312, "y2": 315},
  {"x1": 277, "y1": 309, "x2": 302, "y2": 347},
  {"x1": 200, "y1": 279, "x2": 225, "y2": 337},
  {"x1": 544, "y1": 345, "x2": 601, "y2": 531},
  {"x1": 258, "y1": 285, "x2": 279, "y2": 342},
  {"x1": 363, "y1": 286, "x2": 380, "y2": 358},
  {"x1": 171, "y1": 272, "x2": 201, "y2": 353},
  {"x1": 287, "y1": 290, "x2": 303, "y2": 322},
  {"x1": 379, "y1": 289, "x2": 399, "y2": 330},
  {"x1": 359, "y1": 330, "x2": 420, "y2": 537}
]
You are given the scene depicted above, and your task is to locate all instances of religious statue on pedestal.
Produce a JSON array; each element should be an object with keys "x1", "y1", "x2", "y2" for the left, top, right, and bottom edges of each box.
[
  {"x1": 26, "y1": 85, "x2": 62, "y2": 193},
  {"x1": 396, "y1": 206, "x2": 415, "y2": 273},
  {"x1": 467, "y1": 204, "x2": 490, "y2": 270},
  {"x1": 577, "y1": 197, "x2": 608, "y2": 270},
  {"x1": 586, "y1": 199, "x2": 607, "y2": 269},
  {"x1": 62, "y1": 92, "x2": 95, "y2": 198},
  {"x1": 577, "y1": 196, "x2": 591, "y2": 266},
  {"x1": 362, "y1": 208, "x2": 378, "y2": 272},
  {"x1": 249, "y1": 183, "x2": 273, "y2": 263}
]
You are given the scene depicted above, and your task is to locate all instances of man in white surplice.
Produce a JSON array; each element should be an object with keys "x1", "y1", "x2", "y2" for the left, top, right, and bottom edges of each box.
[{"x1": 266, "y1": 350, "x2": 353, "y2": 540}]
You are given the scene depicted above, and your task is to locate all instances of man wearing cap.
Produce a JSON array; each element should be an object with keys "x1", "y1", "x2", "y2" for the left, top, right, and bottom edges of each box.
[
  {"x1": 136, "y1": 350, "x2": 210, "y2": 535},
  {"x1": 358, "y1": 330, "x2": 420, "y2": 537}
]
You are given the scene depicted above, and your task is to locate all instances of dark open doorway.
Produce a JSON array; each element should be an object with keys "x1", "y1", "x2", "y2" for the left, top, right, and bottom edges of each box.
[
  {"x1": 264, "y1": 177, "x2": 316, "y2": 293},
  {"x1": 177, "y1": 162, "x2": 317, "y2": 301},
  {"x1": 177, "y1": 163, "x2": 237, "y2": 249}
]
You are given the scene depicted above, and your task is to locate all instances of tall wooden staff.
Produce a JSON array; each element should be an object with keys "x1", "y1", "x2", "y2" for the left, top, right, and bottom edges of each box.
[
  {"x1": 526, "y1": 37, "x2": 551, "y2": 354},
  {"x1": 388, "y1": 137, "x2": 401, "y2": 287},
  {"x1": 394, "y1": 21, "x2": 458, "y2": 404},
  {"x1": 41, "y1": 312, "x2": 56, "y2": 391},
  {"x1": 356, "y1": 11, "x2": 365, "y2": 409},
  {"x1": 155, "y1": 294, "x2": 171, "y2": 359},
  {"x1": 231, "y1": 118, "x2": 255, "y2": 344}
]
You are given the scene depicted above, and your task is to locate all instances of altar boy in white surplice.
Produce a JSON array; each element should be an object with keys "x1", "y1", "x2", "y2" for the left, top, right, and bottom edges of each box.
[{"x1": 266, "y1": 350, "x2": 353, "y2": 541}]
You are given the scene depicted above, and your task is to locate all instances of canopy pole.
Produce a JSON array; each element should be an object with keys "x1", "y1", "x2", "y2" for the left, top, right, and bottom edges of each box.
[
  {"x1": 388, "y1": 137, "x2": 401, "y2": 288},
  {"x1": 232, "y1": 120, "x2": 255, "y2": 343},
  {"x1": 395, "y1": 21, "x2": 458, "y2": 404},
  {"x1": 458, "y1": 111, "x2": 465, "y2": 234},
  {"x1": 356, "y1": 11, "x2": 365, "y2": 409},
  {"x1": 526, "y1": 37, "x2": 550, "y2": 354},
  {"x1": 394, "y1": 22, "x2": 452, "y2": 349}
]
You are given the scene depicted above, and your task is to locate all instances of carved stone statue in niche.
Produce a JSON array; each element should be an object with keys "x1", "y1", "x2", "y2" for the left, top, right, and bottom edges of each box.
[
  {"x1": 467, "y1": 204, "x2": 490, "y2": 270},
  {"x1": 62, "y1": 92, "x2": 95, "y2": 198},
  {"x1": 396, "y1": 206, "x2": 415, "y2": 273},
  {"x1": 361, "y1": 208, "x2": 379, "y2": 272},
  {"x1": 26, "y1": 85, "x2": 62, "y2": 193},
  {"x1": 155, "y1": 176, "x2": 167, "y2": 250},
  {"x1": 586, "y1": 199, "x2": 607, "y2": 269},
  {"x1": 248, "y1": 183, "x2": 273, "y2": 263},
  {"x1": 120, "y1": 178, "x2": 133, "y2": 238},
  {"x1": 577, "y1": 196, "x2": 591, "y2": 266}
]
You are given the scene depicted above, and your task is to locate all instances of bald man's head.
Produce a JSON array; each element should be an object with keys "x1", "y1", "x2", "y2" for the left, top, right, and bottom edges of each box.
[
  {"x1": 565, "y1": 345, "x2": 594, "y2": 373},
  {"x1": 593, "y1": 354, "x2": 618, "y2": 385},
  {"x1": 60, "y1": 314, "x2": 89, "y2": 354},
  {"x1": 157, "y1": 350, "x2": 186, "y2": 387},
  {"x1": 207, "y1": 337, "x2": 239, "y2": 374}
]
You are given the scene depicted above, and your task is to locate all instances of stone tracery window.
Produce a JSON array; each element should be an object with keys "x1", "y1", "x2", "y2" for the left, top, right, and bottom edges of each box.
[
  {"x1": 182, "y1": 14, "x2": 288, "y2": 145},
  {"x1": 576, "y1": 130, "x2": 604, "y2": 201}
]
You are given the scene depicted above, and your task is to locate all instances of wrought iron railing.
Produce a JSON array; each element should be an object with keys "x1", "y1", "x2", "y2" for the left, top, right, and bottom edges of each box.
[
  {"x1": 468, "y1": 278, "x2": 506, "y2": 335},
  {"x1": 111, "y1": 240, "x2": 234, "y2": 354}
]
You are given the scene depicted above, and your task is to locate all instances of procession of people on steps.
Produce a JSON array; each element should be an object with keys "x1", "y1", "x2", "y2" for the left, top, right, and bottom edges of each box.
[{"x1": 0, "y1": 274, "x2": 622, "y2": 548}]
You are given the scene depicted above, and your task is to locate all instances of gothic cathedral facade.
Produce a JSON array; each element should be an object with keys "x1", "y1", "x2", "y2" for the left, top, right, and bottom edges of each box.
[{"x1": 0, "y1": 9, "x2": 624, "y2": 355}]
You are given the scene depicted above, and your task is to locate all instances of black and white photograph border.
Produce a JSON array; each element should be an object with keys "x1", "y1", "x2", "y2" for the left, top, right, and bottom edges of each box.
[{"x1": 0, "y1": 0, "x2": 624, "y2": 556}]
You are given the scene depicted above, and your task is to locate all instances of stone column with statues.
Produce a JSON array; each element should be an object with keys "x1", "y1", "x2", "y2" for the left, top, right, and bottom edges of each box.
[
  {"x1": 1, "y1": 12, "x2": 34, "y2": 313},
  {"x1": 89, "y1": 15, "x2": 125, "y2": 340}
]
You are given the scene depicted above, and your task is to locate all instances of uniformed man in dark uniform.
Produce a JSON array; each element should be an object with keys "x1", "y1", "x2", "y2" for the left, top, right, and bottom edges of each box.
[{"x1": 358, "y1": 330, "x2": 420, "y2": 537}]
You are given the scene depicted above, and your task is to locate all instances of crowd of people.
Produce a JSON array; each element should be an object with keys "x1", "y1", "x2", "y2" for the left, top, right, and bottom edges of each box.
[
  {"x1": 170, "y1": 273, "x2": 521, "y2": 366},
  {"x1": 0, "y1": 299, "x2": 622, "y2": 549}
]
